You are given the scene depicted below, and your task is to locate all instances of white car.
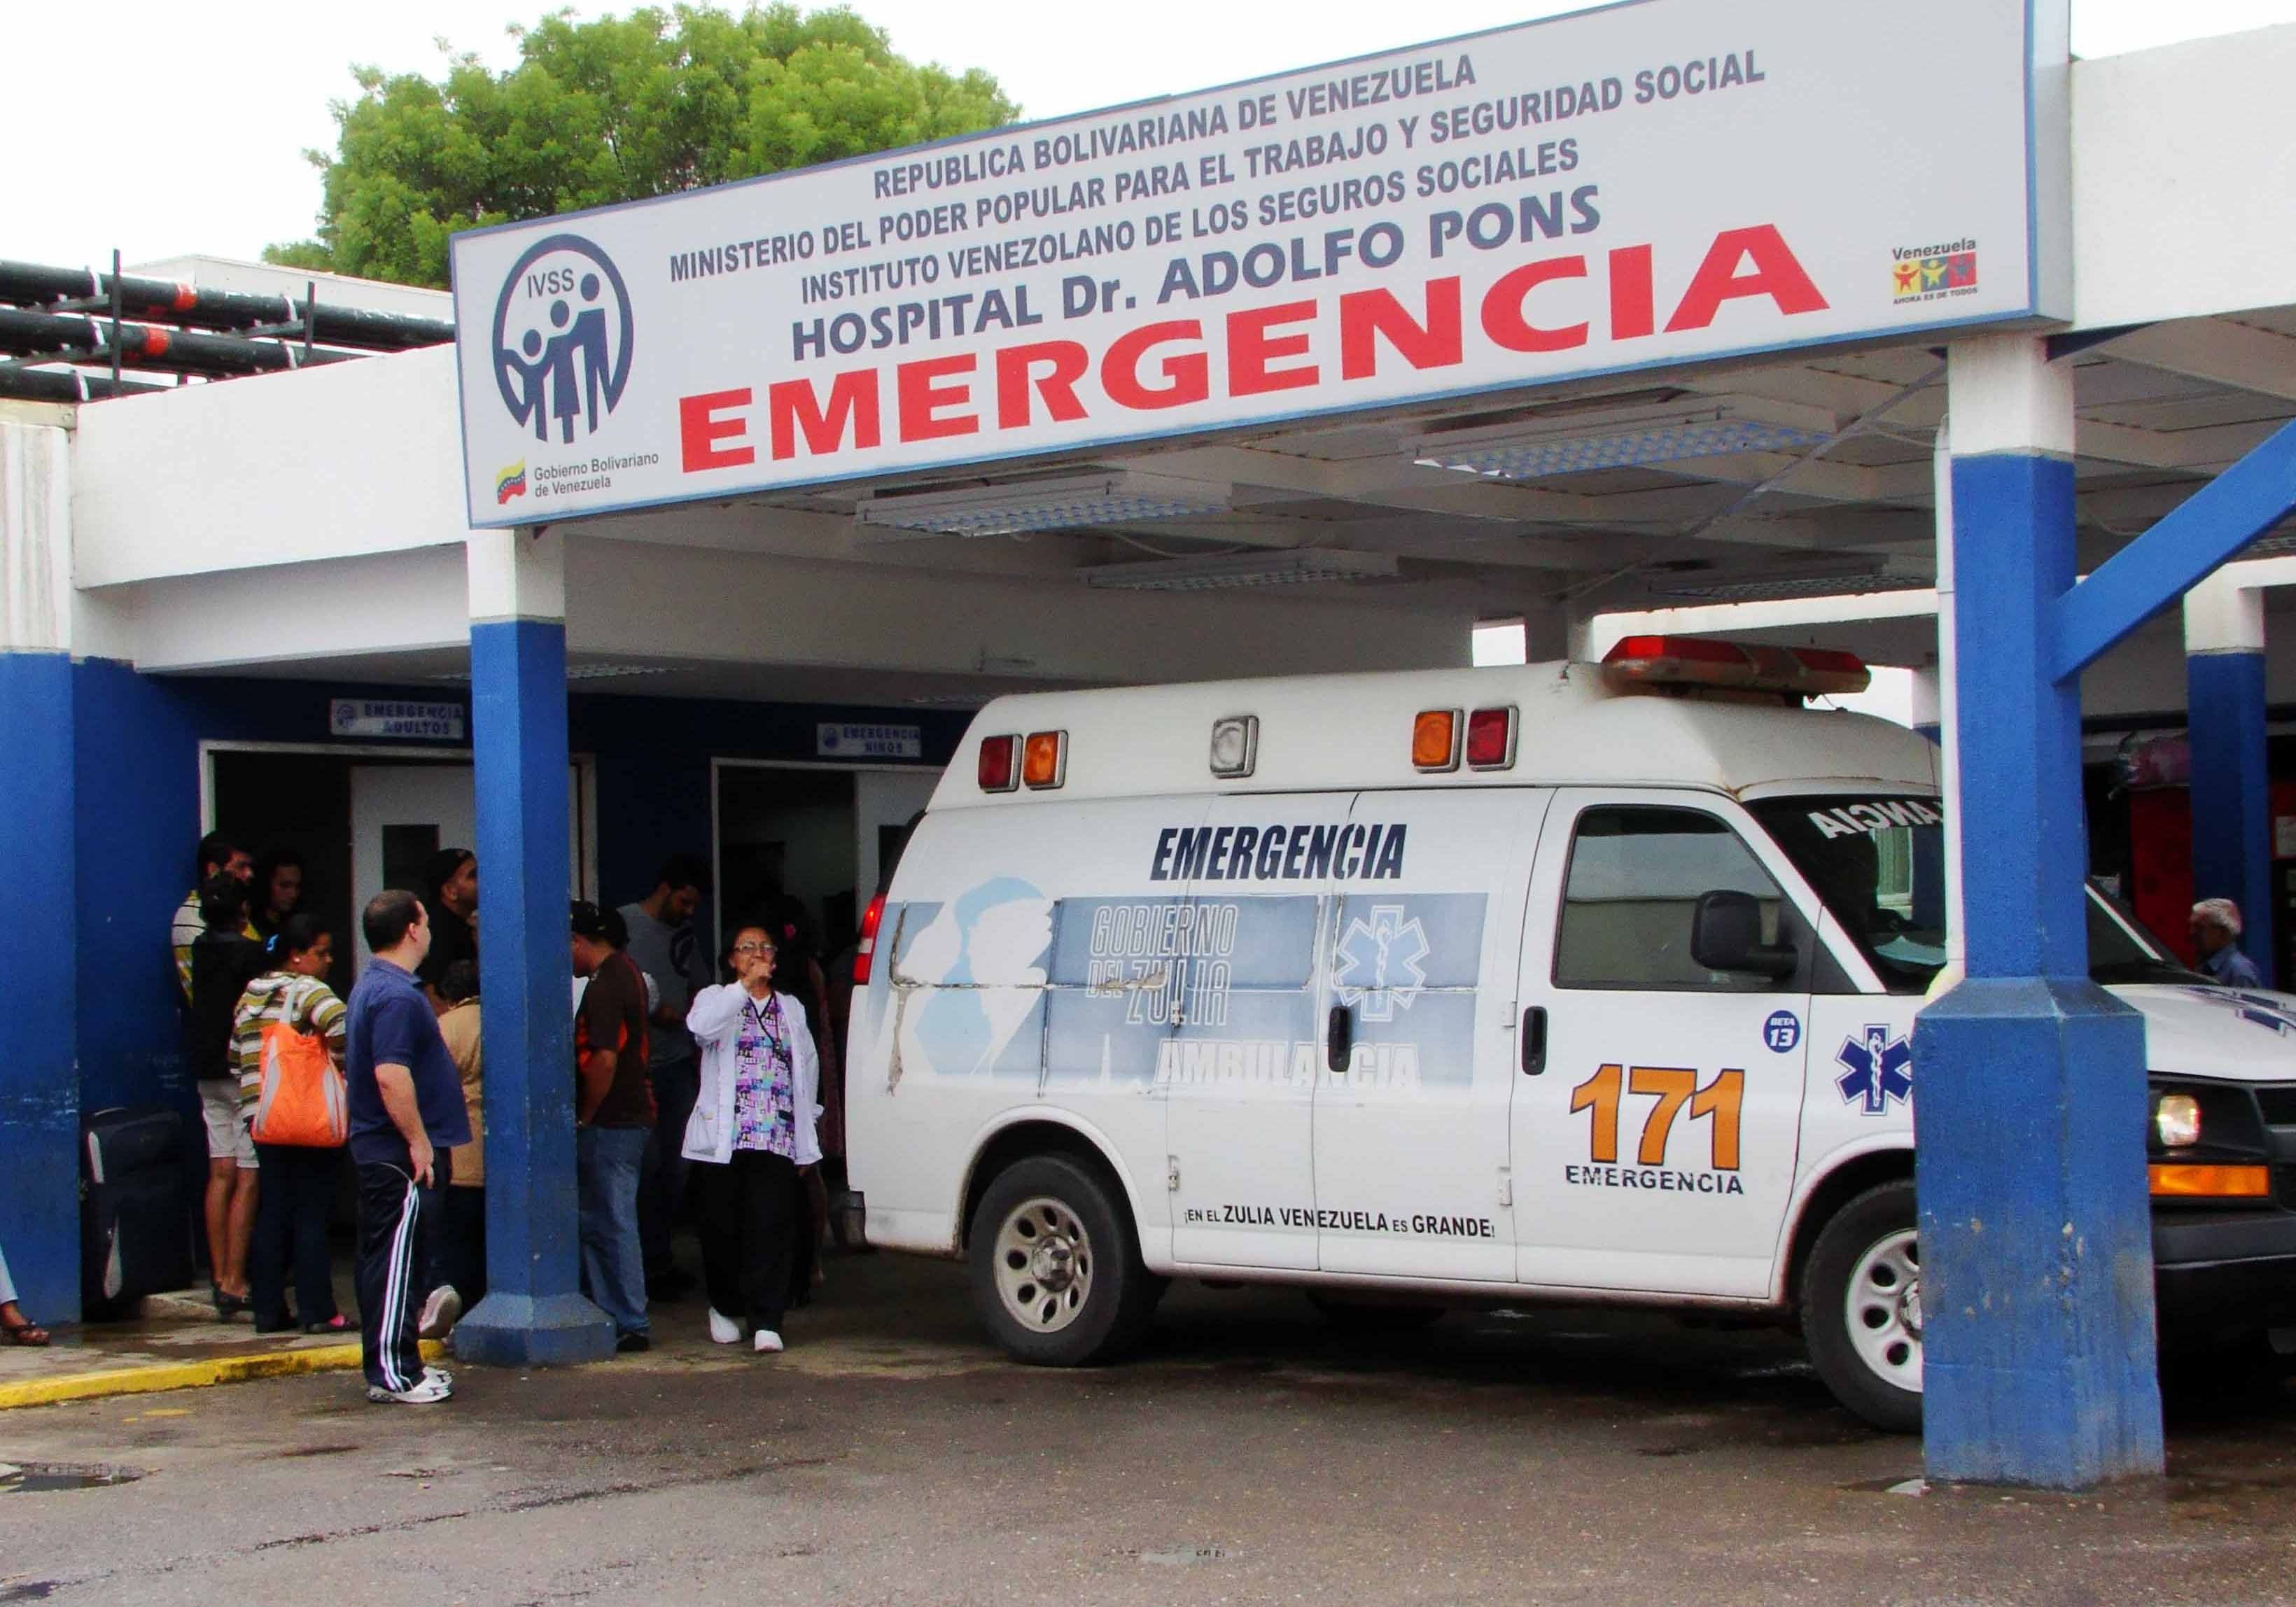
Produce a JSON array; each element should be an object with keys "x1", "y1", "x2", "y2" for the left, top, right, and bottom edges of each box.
[{"x1": 846, "y1": 638, "x2": 2296, "y2": 1429}]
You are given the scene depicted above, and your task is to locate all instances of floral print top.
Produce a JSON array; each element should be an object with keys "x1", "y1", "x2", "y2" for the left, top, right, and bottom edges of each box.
[{"x1": 731, "y1": 991, "x2": 797, "y2": 1156}]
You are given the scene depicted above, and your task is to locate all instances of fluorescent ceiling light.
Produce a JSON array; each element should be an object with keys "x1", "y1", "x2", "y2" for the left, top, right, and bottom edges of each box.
[
  {"x1": 1083, "y1": 547, "x2": 1399, "y2": 592},
  {"x1": 428, "y1": 664, "x2": 670, "y2": 683},
  {"x1": 1410, "y1": 396, "x2": 1836, "y2": 480},
  {"x1": 857, "y1": 470, "x2": 1229, "y2": 538},
  {"x1": 1651, "y1": 573, "x2": 1932, "y2": 603}
]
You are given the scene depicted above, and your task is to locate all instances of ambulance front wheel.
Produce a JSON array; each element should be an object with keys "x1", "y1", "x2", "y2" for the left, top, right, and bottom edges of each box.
[
  {"x1": 968, "y1": 1154, "x2": 1162, "y2": 1366},
  {"x1": 1802, "y1": 1179, "x2": 1924, "y2": 1433}
]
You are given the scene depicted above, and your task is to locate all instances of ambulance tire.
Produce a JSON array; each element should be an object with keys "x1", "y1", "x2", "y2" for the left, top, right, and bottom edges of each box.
[
  {"x1": 968, "y1": 1155, "x2": 1161, "y2": 1367},
  {"x1": 1802, "y1": 1180, "x2": 1924, "y2": 1434}
]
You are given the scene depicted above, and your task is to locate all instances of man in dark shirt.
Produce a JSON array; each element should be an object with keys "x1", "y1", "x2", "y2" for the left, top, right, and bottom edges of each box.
[
  {"x1": 417, "y1": 848, "x2": 478, "y2": 1009},
  {"x1": 573, "y1": 901, "x2": 654, "y2": 1351},
  {"x1": 345, "y1": 890, "x2": 473, "y2": 1404}
]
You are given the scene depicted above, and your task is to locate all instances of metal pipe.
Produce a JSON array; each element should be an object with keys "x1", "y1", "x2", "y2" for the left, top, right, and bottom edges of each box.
[
  {"x1": 0, "y1": 307, "x2": 358, "y2": 378},
  {"x1": 0, "y1": 259, "x2": 452, "y2": 350},
  {"x1": 0, "y1": 367, "x2": 166, "y2": 402}
]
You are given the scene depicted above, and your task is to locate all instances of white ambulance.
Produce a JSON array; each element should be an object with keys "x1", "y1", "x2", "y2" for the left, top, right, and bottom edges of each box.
[{"x1": 845, "y1": 638, "x2": 2296, "y2": 1430}]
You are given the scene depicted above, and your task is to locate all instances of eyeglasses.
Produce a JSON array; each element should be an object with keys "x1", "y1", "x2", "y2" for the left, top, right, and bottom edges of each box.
[{"x1": 732, "y1": 942, "x2": 777, "y2": 957}]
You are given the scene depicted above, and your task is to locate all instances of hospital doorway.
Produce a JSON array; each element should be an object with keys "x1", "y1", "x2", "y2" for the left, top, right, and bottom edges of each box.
[{"x1": 711, "y1": 760, "x2": 937, "y2": 979}]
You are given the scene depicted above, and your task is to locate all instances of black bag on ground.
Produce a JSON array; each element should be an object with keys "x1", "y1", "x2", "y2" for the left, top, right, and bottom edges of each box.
[{"x1": 81, "y1": 1106, "x2": 196, "y2": 1319}]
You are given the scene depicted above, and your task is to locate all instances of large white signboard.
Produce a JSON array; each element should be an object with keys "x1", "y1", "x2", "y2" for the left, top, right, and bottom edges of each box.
[{"x1": 451, "y1": 0, "x2": 2064, "y2": 528}]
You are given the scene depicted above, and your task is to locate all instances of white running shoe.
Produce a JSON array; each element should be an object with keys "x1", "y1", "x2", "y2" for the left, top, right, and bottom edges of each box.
[
  {"x1": 418, "y1": 1285, "x2": 463, "y2": 1340},
  {"x1": 368, "y1": 1373, "x2": 452, "y2": 1405},
  {"x1": 753, "y1": 1329, "x2": 785, "y2": 1354},
  {"x1": 423, "y1": 1364, "x2": 455, "y2": 1389},
  {"x1": 708, "y1": 1307, "x2": 741, "y2": 1345}
]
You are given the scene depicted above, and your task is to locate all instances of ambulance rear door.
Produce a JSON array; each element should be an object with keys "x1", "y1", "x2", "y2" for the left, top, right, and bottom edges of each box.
[
  {"x1": 1511, "y1": 791, "x2": 1814, "y2": 1298},
  {"x1": 1312, "y1": 787, "x2": 1544, "y2": 1282},
  {"x1": 1165, "y1": 796, "x2": 1352, "y2": 1270}
]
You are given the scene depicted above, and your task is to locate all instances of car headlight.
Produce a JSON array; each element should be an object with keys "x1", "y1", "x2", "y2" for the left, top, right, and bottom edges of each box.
[{"x1": 2155, "y1": 1093, "x2": 2203, "y2": 1149}]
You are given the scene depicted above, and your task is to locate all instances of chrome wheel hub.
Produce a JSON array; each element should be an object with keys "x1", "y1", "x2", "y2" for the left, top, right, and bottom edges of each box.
[
  {"x1": 1846, "y1": 1228, "x2": 1924, "y2": 1394},
  {"x1": 993, "y1": 1196, "x2": 1095, "y2": 1334}
]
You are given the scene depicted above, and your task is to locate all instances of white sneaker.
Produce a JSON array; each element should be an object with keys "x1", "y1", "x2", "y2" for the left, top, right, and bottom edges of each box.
[
  {"x1": 368, "y1": 1373, "x2": 452, "y2": 1405},
  {"x1": 708, "y1": 1307, "x2": 741, "y2": 1345},
  {"x1": 753, "y1": 1329, "x2": 785, "y2": 1354},
  {"x1": 418, "y1": 1285, "x2": 463, "y2": 1340},
  {"x1": 423, "y1": 1364, "x2": 455, "y2": 1389}
]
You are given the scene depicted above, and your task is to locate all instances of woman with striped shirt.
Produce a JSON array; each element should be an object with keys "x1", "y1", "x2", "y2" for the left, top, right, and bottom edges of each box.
[{"x1": 232, "y1": 915, "x2": 351, "y2": 1334}]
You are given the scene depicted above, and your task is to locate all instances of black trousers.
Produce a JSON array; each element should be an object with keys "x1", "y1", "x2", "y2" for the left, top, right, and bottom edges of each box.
[
  {"x1": 697, "y1": 1149, "x2": 798, "y2": 1339},
  {"x1": 355, "y1": 1154, "x2": 444, "y2": 1391},
  {"x1": 251, "y1": 1143, "x2": 342, "y2": 1329}
]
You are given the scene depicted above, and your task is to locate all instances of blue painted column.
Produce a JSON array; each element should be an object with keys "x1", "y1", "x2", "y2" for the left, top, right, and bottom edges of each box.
[
  {"x1": 1914, "y1": 337, "x2": 2163, "y2": 1486},
  {"x1": 0, "y1": 652, "x2": 80, "y2": 1322},
  {"x1": 452, "y1": 528, "x2": 615, "y2": 1367},
  {"x1": 2185, "y1": 570, "x2": 2274, "y2": 976},
  {"x1": 1, "y1": 421, "x2": 80, "y2": 1323}
]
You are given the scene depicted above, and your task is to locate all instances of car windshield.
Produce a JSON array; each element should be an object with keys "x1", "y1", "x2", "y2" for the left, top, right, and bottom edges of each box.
[{"x1": 1746, "y1": 795, "x2": 2203, "y2": 994}]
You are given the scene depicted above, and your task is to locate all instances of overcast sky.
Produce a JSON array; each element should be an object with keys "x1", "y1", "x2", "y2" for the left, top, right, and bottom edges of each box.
[{"x1": 8, "y1": 0, "x2": 2295, "y2": 271}]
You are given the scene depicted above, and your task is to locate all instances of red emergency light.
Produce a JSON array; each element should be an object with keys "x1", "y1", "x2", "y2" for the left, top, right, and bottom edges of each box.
[
  {"x1": 1600, "y1": 635, "x2": 1870, "y2": 701},
  {"x1": 853, "y1": 890, "x2": 887, "y2": 985}
]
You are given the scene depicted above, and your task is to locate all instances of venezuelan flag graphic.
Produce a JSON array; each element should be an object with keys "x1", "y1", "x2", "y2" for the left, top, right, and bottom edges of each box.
[{"x1": 496, "y1": 461, "x2": 528, "y2": 504}]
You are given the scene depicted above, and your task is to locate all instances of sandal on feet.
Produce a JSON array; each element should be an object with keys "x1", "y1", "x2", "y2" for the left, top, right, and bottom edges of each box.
[{"x1": 4, "y1": 1319, "x2": 50, "y2": 1347}]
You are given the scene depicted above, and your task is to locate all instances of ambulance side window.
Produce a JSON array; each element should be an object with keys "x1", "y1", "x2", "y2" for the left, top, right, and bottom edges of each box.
[{"x1": 1554, "y1": 806, "x2": 1786, "y2": 993}]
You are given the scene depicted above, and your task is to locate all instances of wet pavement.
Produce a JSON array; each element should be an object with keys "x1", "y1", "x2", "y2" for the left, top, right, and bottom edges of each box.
[{"x1": 3, "y1": 1251, "x2": 2295, "y2": 1604}]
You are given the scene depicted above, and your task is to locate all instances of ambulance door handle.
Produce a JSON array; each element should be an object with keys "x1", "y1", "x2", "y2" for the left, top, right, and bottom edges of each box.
[
  {"x1": 1520, "y1": 1007, "x2": 1548, "y2": 1076},
  {"x1": 1326, "y1": 1004, "x2": 1354, "y2": 1074}
]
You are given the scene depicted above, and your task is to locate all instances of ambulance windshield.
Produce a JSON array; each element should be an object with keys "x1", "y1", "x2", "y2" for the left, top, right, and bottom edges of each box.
[{"x1": 1749, "y1": 796, "x2": 2196, "y2": 994}]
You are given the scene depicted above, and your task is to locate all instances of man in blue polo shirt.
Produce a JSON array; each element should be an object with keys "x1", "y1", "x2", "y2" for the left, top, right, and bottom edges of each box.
[{"x1": 345, "y1": 890, "x2": 474, "y2": 1404}]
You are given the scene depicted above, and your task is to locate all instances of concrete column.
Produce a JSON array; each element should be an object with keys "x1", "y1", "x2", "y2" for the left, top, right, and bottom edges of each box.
[
  {"x1": 1910, "y1": 665, "x2": 1942, "y2": 747},
  {"x1": 0, "y1": 421, "x2": 78, "y2": 1321},
  {"x1": 2184, "y1": 570, "x2": 2274, "y2": 977},
  {"x1": 451, "y1": 529, "x2": 615, "y2": 1367},
  {"x1": 1912, "y1": 337, "x2": 2163, "y2": 1487}
]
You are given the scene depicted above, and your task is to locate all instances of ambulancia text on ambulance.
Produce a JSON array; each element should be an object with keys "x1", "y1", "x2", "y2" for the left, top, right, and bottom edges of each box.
[{"x1": 845, "y1": 638, "x2": 2296, "y2": 1430}]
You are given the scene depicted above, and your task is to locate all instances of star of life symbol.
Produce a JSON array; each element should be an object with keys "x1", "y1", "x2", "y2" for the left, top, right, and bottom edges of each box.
[
  {"x1": 1332, "y1": 904, "x2": 1430, "y2": 1023},
  {"x1": 1835, "y1": 1024, "x2": 1913, "y2": 1115}
]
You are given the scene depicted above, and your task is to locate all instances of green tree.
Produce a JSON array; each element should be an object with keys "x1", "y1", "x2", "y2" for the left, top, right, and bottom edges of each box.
[{"x1": 265, "y1": 4, "x2": 1018, "y2": 288}]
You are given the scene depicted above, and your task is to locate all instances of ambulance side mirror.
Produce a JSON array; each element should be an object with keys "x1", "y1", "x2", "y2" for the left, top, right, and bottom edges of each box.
[{"x1": 1690, "y1": 890, "x2": 1797, "y2": 981}]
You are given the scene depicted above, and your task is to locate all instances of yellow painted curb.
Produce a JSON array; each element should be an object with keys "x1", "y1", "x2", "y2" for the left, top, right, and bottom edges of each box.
[{"x1": 0, "y1": 1340, "x2": 446, "y2": 1410}]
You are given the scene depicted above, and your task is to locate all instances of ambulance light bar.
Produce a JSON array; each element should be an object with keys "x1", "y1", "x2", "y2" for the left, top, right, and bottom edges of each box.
[{"x1": 1600, "y1": 636, "x2": 1870, "y2": 699}]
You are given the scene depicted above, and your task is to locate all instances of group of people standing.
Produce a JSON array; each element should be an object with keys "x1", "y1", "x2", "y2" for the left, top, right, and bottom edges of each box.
[{"x1": 173, "y1": 832, "x2": 838, "y2": 1403}]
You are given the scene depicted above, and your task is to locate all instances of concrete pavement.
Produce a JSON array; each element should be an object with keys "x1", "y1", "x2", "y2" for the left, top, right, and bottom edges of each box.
[{"x1": 2, "y1": 1251, "x2": 2293, "y2": 1605}]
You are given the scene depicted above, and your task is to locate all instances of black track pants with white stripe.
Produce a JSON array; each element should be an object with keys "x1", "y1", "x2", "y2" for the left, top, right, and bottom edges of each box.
[{"x1": 356, "y1": 1159, "x2": 442, "y2": 1391}]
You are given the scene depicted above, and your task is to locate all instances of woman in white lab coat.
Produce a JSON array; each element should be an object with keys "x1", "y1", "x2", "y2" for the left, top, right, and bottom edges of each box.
[{"x1": 681, "y1": 925, "x2": 821, "y2": 1354}]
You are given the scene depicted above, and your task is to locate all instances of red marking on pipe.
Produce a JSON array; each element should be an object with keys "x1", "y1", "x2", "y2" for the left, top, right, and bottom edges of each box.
[
  {"x1": 173, "y1": 283, "x2": 195, "y2": 310},
  {"x1": 141, "y1": 326, "x2": 171, "y2": 358}
]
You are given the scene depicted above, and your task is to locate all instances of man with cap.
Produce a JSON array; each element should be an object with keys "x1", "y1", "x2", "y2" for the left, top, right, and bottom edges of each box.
[
  {"x1": 572, "y1": 900, "x2": 654, "y2": 1352},
  {"x1": 2190, "y1": 898, "x2": 2265, "y2": 989}
]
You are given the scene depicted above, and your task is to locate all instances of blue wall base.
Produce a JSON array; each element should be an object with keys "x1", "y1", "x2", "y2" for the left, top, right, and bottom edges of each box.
[
  {"x1": 451, "y1": 1291, "x2": 617, "y2": 1368},
  {"x1": 1912, "y1": 977, "x2": 2163, "y2": 1488}
]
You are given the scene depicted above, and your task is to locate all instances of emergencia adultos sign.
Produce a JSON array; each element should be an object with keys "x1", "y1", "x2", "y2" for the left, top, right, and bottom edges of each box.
[{"x1": 449, "y1": 0, "x2": 2064, "y2": 528}]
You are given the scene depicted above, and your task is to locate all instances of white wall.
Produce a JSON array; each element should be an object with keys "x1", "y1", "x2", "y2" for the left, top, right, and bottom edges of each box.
[
  {"x1": 71, "y1": 344, "x2": 472, "y2": 587},
  {"x1": 2071, "y1": 25, "x2": 2296, "y2": 328}
]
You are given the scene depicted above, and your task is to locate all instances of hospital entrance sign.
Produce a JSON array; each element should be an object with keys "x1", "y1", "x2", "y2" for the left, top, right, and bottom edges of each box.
[{"x1": 449, "y1": 0, "x2": 2066, "y2": 527}]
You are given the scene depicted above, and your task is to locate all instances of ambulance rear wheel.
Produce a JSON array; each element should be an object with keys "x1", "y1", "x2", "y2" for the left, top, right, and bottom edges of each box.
[
  {"x1": 1802, "y1": 1180, "x2": 1924, "y2": 1433},
  {"x1": 969, "y1": 1155, "x2": 1159, "y2": 1366}
]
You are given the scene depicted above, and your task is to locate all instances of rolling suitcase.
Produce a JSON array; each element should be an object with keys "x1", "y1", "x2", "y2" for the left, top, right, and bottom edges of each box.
[{"x1": 81, "y1": 1106, "x2": 195, "y2": 1319}]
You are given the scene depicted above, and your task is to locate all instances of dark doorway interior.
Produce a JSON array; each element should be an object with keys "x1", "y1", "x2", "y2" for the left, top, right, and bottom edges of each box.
[{"x1": 211, "y1": 750, "x2": 356, "y2": 995}]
